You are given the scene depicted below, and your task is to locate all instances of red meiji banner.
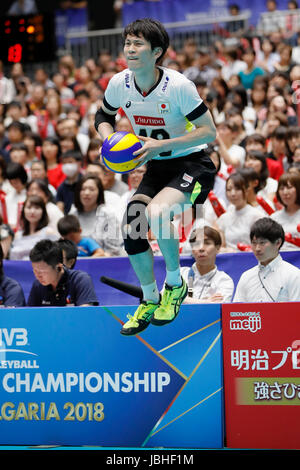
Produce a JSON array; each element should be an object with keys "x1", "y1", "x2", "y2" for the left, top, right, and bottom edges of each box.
[{"x1": 222, "y1": 302, "x2": 300, "y2": 449}]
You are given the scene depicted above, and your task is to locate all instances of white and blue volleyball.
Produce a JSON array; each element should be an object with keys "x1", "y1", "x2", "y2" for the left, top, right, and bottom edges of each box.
[{"x1": 101, "y1": 131, "x2": 142, "y2": 173}]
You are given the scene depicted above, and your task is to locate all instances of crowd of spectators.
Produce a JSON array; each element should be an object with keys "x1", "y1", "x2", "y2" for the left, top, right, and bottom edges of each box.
[{"x1": 0, "y1": 0, "x2": 300, "y2": 305}]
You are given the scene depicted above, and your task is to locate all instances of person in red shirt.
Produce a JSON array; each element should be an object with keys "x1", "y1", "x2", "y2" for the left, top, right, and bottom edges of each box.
[
  {"x1": 41, "y1": 137, "x2": 66, "y2": 189},
  {"x1": 267, "y1": 126, "x2": 290, "y2": 180},
  {"x1": 244, "y1": 132, "x2": 283, "y2": 180}
]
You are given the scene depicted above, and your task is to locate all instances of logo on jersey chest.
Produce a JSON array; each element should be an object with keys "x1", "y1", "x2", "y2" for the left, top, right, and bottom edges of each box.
[
  {"x1": 134, "y1": 115, "x2": 165, "y2": 126},
  {"x1": 157, "y1": 102, "x2": 170, "y2": 114}
]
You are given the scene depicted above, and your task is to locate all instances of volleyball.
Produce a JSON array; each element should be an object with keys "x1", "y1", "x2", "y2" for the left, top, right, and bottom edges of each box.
[{"x1": 101, "y1": 131, "x2": 142, "y2": 174}]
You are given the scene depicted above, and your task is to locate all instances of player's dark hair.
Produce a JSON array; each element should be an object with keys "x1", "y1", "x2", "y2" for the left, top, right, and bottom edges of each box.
[
  {"x1": 123, "y1": 18, "x2": 169, "y2": 63},
  {"x1": 30, "y1": 239, "x2": 63, "y2": 267},
  {"x1": 250, "y1": 217, "x2": 285, "y2": 248}
]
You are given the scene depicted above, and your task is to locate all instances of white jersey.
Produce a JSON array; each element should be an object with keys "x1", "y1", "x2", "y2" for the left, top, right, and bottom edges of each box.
[{"x1": 103, "y1": 67, "x2": 208, "y2": 160}]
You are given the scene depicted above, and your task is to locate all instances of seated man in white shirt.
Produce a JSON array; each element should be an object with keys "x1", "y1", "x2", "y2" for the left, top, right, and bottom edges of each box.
[
  {"x1": 233, "y1": 217, "x2": 300, "y2": 303},
  {"x1": 181, "y1": 225, "x2": 234, "y2": 303}
]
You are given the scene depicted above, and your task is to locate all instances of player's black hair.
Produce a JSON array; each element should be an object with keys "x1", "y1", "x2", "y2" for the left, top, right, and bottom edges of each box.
[{"x1": 123, "y1": 18, "x2": 170, "y2": 63}]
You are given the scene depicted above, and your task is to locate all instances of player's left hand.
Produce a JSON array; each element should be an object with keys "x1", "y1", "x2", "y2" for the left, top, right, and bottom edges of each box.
[{"x1": 133, "y1": 135, "x2": 168, "y2": 165}]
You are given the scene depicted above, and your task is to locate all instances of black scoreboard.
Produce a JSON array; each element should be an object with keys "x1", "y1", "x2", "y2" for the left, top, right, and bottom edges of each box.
[{"x1": 0, "y1": 14, "x2": 56, "y2": 63}]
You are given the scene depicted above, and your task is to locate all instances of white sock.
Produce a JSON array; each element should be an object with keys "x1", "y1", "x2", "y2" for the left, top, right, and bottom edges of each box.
[
  {"x1": 141, "y1": 281, "x2": 160, "y2": 304},
  {"x1": 166, "y1": 268, "x2": 182, "y2": 287}
]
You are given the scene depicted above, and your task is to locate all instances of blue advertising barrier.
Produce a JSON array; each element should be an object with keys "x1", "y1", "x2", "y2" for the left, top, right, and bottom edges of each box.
[
  {"x1": 3, "y1": 251, "x2": 300, "y2": 306},
  {"x1": 0, "y1": 304, "x2": 223, "y2": 448}
]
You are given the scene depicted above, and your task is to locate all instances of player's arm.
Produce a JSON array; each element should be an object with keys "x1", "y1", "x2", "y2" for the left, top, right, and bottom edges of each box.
[
  {"x1": 94, "y1": 99, "x2": 118, "y2": 141},
  {"x1": 175, "y1": 108, "x2": 217, "y2": 148},
  {"x1": 134, "y1": 109, "x2": 216, "y2": 163}
]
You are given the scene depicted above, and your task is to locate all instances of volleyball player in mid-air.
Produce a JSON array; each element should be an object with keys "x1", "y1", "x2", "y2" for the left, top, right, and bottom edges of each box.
[{"x1": 95, "y1": 18, "x2": 217, "y2": 335}]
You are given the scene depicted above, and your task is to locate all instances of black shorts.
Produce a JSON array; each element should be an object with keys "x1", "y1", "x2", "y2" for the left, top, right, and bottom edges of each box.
[{"x1": 134, "y1": 150, "x2": 216, "y2": 205}]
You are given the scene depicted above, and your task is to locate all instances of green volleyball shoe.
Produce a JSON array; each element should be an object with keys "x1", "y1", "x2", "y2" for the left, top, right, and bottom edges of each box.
[
  {"x1": 120, "y1": 300, "x2": 160, "y2": 336},
  {"x1": 150, "y1": 278, "x2": 187, "y2": 326}
]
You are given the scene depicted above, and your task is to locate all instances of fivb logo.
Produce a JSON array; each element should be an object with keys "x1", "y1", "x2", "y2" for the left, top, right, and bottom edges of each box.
[
  {"x1": 0, "y1": 328, "x2": 28, "y2": 348},
  {"x1": 230, "y1": 312, "x2": 261, "y2": 333},
  {"x1": 0, "y1": 328, "x2": 38, "y2": 364}
]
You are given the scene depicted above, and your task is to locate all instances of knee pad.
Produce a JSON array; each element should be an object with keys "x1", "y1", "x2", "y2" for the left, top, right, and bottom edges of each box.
[{"x1": 122, "y1": 199, "x2": 150, "y2": 255}]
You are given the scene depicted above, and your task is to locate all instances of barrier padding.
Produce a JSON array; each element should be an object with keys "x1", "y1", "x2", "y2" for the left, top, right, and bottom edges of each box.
[
  {"x1": 3, "y1": 251, "x2": 300, "y2": 305},
  {"x1": 0, "y1": 304, "x2": 223, "y2": 447}
]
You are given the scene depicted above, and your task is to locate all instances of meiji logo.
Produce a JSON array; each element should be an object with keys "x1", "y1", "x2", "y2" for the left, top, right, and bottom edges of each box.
[
  {"x1": 0, "y1": 328, "x2": 28, "y2": 347},
  {"x1": 134, "y1": 115, "x2": 165, "y2": 126},
  {"x1": 230, "y1": 312, "x2": 261, "y2": 333}
]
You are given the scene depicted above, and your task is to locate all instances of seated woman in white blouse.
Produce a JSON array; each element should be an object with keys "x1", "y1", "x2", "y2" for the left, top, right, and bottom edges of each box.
[
  {"x1": 10, "y1": 195, "x2": 58, "y2": 260},
  {"x1": 270, "y1": 172, "x2": 300, "y2": 251},
  {"x1": 70, "y1": 174, "x2": 124, "y2": 256},
  {"x1": 214, "y1": 172, "x2": 262, "y2": 252}
]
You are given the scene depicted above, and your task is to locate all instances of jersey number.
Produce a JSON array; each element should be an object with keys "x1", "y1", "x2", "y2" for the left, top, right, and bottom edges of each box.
[{"x1": 138, "y1": 128, "x2": 172, "y2": 157}]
